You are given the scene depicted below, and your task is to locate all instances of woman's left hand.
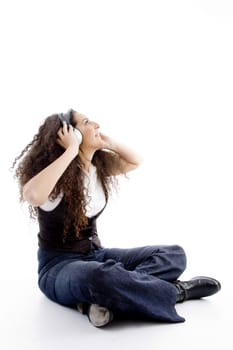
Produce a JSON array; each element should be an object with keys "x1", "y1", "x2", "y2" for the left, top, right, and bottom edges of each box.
[
  {"x1": 98, "y1": 132, "x2": 143, "y2": 174},
  {"x1": 99, "y1": 133, "x2": 115, "y2": 151}
]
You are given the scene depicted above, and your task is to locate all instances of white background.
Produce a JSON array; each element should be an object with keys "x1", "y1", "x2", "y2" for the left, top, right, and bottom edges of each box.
[{"x1": 1, "y1": 0, "x2": 233, "y2": 349}]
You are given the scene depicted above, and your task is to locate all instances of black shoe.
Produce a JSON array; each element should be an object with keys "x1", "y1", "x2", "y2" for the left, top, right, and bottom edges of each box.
[{"x1": 174, "y1": 276, "x2": 221, "y2": 303}]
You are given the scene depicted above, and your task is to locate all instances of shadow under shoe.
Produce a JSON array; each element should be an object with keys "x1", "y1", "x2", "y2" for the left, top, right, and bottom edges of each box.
[{"x1": 174, "y1": 276, "x2": 221, "y2": 303}]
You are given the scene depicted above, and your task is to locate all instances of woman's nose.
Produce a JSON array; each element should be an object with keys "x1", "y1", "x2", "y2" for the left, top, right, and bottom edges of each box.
[{"x1": 93, "y1": 122, "x2": 100, "y2": 129}]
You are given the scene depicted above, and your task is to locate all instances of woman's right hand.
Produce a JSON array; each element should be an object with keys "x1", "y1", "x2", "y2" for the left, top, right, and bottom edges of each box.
[{"x1": 57, "y1": 122, "x2": 82, "y2": 151}]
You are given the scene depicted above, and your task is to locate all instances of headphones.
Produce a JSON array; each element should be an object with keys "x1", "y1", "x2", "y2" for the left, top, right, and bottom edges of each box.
[{"x1": 58, "y1": 109, "x2": 83, "y2": 145}]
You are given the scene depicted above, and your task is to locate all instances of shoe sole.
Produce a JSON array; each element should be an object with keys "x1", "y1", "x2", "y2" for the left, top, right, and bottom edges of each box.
[{"x1": 88, "y1": 304, "x2": 113, "y2": 327}]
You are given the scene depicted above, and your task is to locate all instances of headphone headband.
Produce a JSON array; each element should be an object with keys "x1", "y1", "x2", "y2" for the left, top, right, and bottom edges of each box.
[{"x1": 58, "y1": 109, "x2": 73, "y2": 124}]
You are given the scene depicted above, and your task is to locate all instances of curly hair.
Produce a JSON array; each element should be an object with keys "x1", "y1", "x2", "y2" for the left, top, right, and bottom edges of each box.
[{"x1": 12, "y1": 112, "x2": 122, "y2": 239}]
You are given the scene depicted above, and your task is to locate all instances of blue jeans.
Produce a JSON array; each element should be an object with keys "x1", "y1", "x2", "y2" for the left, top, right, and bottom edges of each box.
[{"x1": 38, "y1": 245, "x2": 186, "y2": 322}]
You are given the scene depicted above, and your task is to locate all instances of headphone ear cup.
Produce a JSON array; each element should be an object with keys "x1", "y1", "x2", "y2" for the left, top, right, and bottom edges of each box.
[{"x1": 74, "y1": 128, "x2": 83, "y2": 145}]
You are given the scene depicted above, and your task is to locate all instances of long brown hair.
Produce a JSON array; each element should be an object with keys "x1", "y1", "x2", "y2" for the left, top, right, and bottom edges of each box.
[{"x1": 12, "y1": 112, "x2": 122, "y2": 238}]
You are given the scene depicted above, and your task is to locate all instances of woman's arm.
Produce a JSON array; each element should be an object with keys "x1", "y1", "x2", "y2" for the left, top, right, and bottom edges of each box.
[
  {"x1": 100, "y1": 133, "x2": 143, "y2": 175},
  {"x1": 23, "y1": 123, "x2": 80, "y2": 207}
]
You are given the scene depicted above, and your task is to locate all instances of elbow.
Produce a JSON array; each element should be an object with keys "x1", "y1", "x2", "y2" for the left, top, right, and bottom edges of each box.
[
  {"x1": 127, "y1": 158, "x2": 144, "y2": 173},
  {"x1": 134, "y1": 155, "x2": 144, "y2": 169},
  {"x1": 23, "y1": 185, "x2": 45, "y2": 207}
]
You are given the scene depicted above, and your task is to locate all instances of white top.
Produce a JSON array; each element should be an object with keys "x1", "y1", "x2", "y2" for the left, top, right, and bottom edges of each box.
[{"x1": 39, "y1": 164, "x2": 106, "y2": 218}]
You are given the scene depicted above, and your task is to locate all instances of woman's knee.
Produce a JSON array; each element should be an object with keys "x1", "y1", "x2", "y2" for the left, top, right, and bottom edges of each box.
[{"x1": 172, "y1": 244, "x2": 187, "y2": 272}]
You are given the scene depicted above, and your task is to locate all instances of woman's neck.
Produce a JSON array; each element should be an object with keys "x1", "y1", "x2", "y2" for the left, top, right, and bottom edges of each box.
[{"x1": 78, "y1": 149, "x2": 95, "y2": 172}]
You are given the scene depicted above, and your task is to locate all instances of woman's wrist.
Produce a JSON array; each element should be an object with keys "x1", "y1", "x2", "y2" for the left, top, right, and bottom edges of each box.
[{"x1": 66, "y1": 145, "x2": 79, "y2": 159}]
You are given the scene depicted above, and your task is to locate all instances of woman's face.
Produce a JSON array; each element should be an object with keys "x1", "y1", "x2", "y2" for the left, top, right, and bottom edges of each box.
[{"x1": 73, "y1": 111, "x2": 102, "y2": 149}]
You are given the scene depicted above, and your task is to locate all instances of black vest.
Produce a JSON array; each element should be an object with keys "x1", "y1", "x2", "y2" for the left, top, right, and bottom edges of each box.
[{"x1": 37, "y1": 198, "x2": 104, "y2": 253}]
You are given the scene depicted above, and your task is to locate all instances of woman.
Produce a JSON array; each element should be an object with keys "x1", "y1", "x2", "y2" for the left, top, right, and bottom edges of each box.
[{"x1": 12, "y1": 109, "x2": 221, "y2": 327}]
